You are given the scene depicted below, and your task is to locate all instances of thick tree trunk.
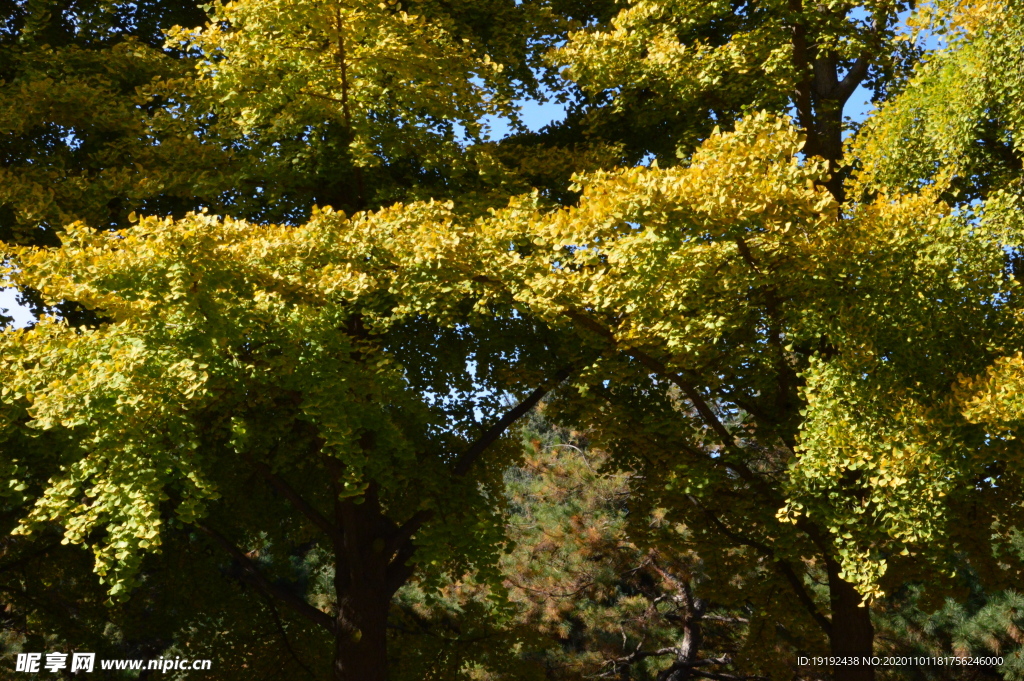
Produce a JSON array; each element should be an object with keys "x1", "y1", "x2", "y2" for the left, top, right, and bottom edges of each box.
[
  {"x1": 332, "y1": 589, "x2": 390, "y2": 681},
  {"x1": 317, "y1": 379, "x2": 557, "y2": 681},
  {"x1": 331, "y1": 491, "x2": 397, "y2": 681},
  {"x1": 827, "y1": 563, "x2": 874, "y2": 681}
]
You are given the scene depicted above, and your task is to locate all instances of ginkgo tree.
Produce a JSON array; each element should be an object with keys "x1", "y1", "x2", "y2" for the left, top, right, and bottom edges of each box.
[
  {"x1": 161, "y1": 0, "x2": 562, "y2": 218},
  {"x1": 8, "y1": 108, "x2": 1019, "y2": 680},
  {"x1": 0, "y1": 0, "x2": 220, "y2": 245},
  {"x1": 0, "y1": 0, "x2": 574, "y2": 675},
  {"x1": 0, "y1": 0, "x2": 558, "y2": 244},
  {"x1": 452, "y1": 108, "x2": 1024, "y2": 679},
  {"x1": 549, "y1": 0, "x2": 922, "y2": 197},
  {"x1": 0, "y1": 205, "x2": 587, "y2": 680},
  {"x1": 456, "y1": 1, "x2": 1022, "y2": 678}
]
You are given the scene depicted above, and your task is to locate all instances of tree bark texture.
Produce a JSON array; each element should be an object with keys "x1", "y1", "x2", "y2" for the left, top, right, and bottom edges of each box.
[
  {"x1": 332, "y1": 589, "x2": 390, "y2": 681},
  {"x1": 659, "y1": 591, "x2": 706, "y2": 681},
  {"x1": 828, "y1": 562, "x2": 875, "y2": 681},
  {"x1": 331, "y1": 493, "x2": 395, "y2": 681}
]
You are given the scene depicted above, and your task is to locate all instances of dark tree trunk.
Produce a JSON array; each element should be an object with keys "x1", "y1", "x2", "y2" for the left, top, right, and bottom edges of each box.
[
  {"x1": 331, "y1": 491, "x2": 397, "y2": 681},
  {"x1": 827, "y1": 562, "x2": 875, "y2": 681},
  {"x1": 317, "y1": 380, "x2": 561, "y2": 680},
  {"x1": 805, "y1": 19, "x2": 878, "y2": 677},
  {"x1": 221, "y1": 378, "x2": 564, "y2": 681},
  {"x1": 332, "y1": 589, "x2": 390, "y2": 681},
  {"x1": 804, "y1": 30, "x2": 877, "y2": 676}
]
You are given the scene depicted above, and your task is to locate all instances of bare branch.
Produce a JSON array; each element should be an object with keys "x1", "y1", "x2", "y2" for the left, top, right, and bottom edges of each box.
[
  {"x1": 248, "y1": 456, "x2": 343, "y2": 547},
  {"x1": 836, "y1": 3, "x2": 892, "y2": 103},
  {"x1": 693, "y1": 671, "x2": 767, "y2": 681},
  {"x1": 612, "y1": 653, "x2": 734, "y2": 669},
  {"x1": 563, "y1": 309, "x2": 734, "y2": 445},
  {"x1": 452, "y1": 363, "x2": 577, "y2": 477},
  {"x1": 383, "y1": 362, "x2": 581, "y2": 589},
  {"x1": 563, "y1": 309, "x2": 776, "y2": 487},
  {"x1": 703, "y1": 615, "x2": 750, "y2": 625},
  {"x1": 197, "y1": 523, "x2": 336, "y2": 634}
]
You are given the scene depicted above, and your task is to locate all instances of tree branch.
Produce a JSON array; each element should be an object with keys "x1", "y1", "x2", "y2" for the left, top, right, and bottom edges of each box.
[
  {"x1": 260, "y1": 592, "x2": 319, "y2": 680},
  {"x1": 451, "y1": 363, "x2": 577, "y2": 477},
  {"x1": 563, "y1": 308, "x2": 778, "y2": 486},
  {"x1": 386, "y1": 509, "x2": 432, "y2": 560},
  {"x1": 836, "y1": 3, "x2": 891, "y2": 103},
  {"x1": 561, "y1": 310, "x2": 842, "y2": 568},
  {"x1": 563, "y1": 309, "x2": 736, "y2": 447},
  {"x1": 385, "y1": 540, "x2": 418, "y2": 595},
  {"x1": 197, "y1": 523, "x2": 336, "y2": 634},
  {"x1": 733, "y1": 237, "x2": 799, "y2": 450},
  {"x1": 703, "y1": 615, "x2": 750, "y2": 625},
  {"x1": 688, "y1": 500, "x2": 832, "y2": 637},
  {"x1": 613, "y1": 653, "x2": 733, "y2": 670},
  {"x1": 693, "y1": 671, "x2": 767, "y2": 681},
  {"x1": 383, "y1": 362, "x2": 580, "y2": 589},
  {"x1": 248, "y1": 456, "x2": 343, "y2": 547},
  {"x1": 0, "y1": 541, "x2": 62, "y2": 576},
  {"x1": 787, "y1": 0, "x2": 818, "y2": 154},
  {"x1": 836, "y1": 55, "x2": 871, "y2": 104}
]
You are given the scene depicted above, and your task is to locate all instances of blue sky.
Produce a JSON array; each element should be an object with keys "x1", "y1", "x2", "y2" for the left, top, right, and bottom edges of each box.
[
  {"x1": 0, "y1": 288, "x2": 30, "y2": 327},
  {"x1": 511, "y1": 82, "x2": 878, "y2": 136}
]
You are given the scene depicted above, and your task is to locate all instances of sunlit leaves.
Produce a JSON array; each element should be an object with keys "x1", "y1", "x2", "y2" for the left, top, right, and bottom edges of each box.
[
  {"x1": 166, "y1": 0, "x2": 513, "y2": 171},
  {"x1": 0, "y1": 202, "x2": 540, "y2": 598}
]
